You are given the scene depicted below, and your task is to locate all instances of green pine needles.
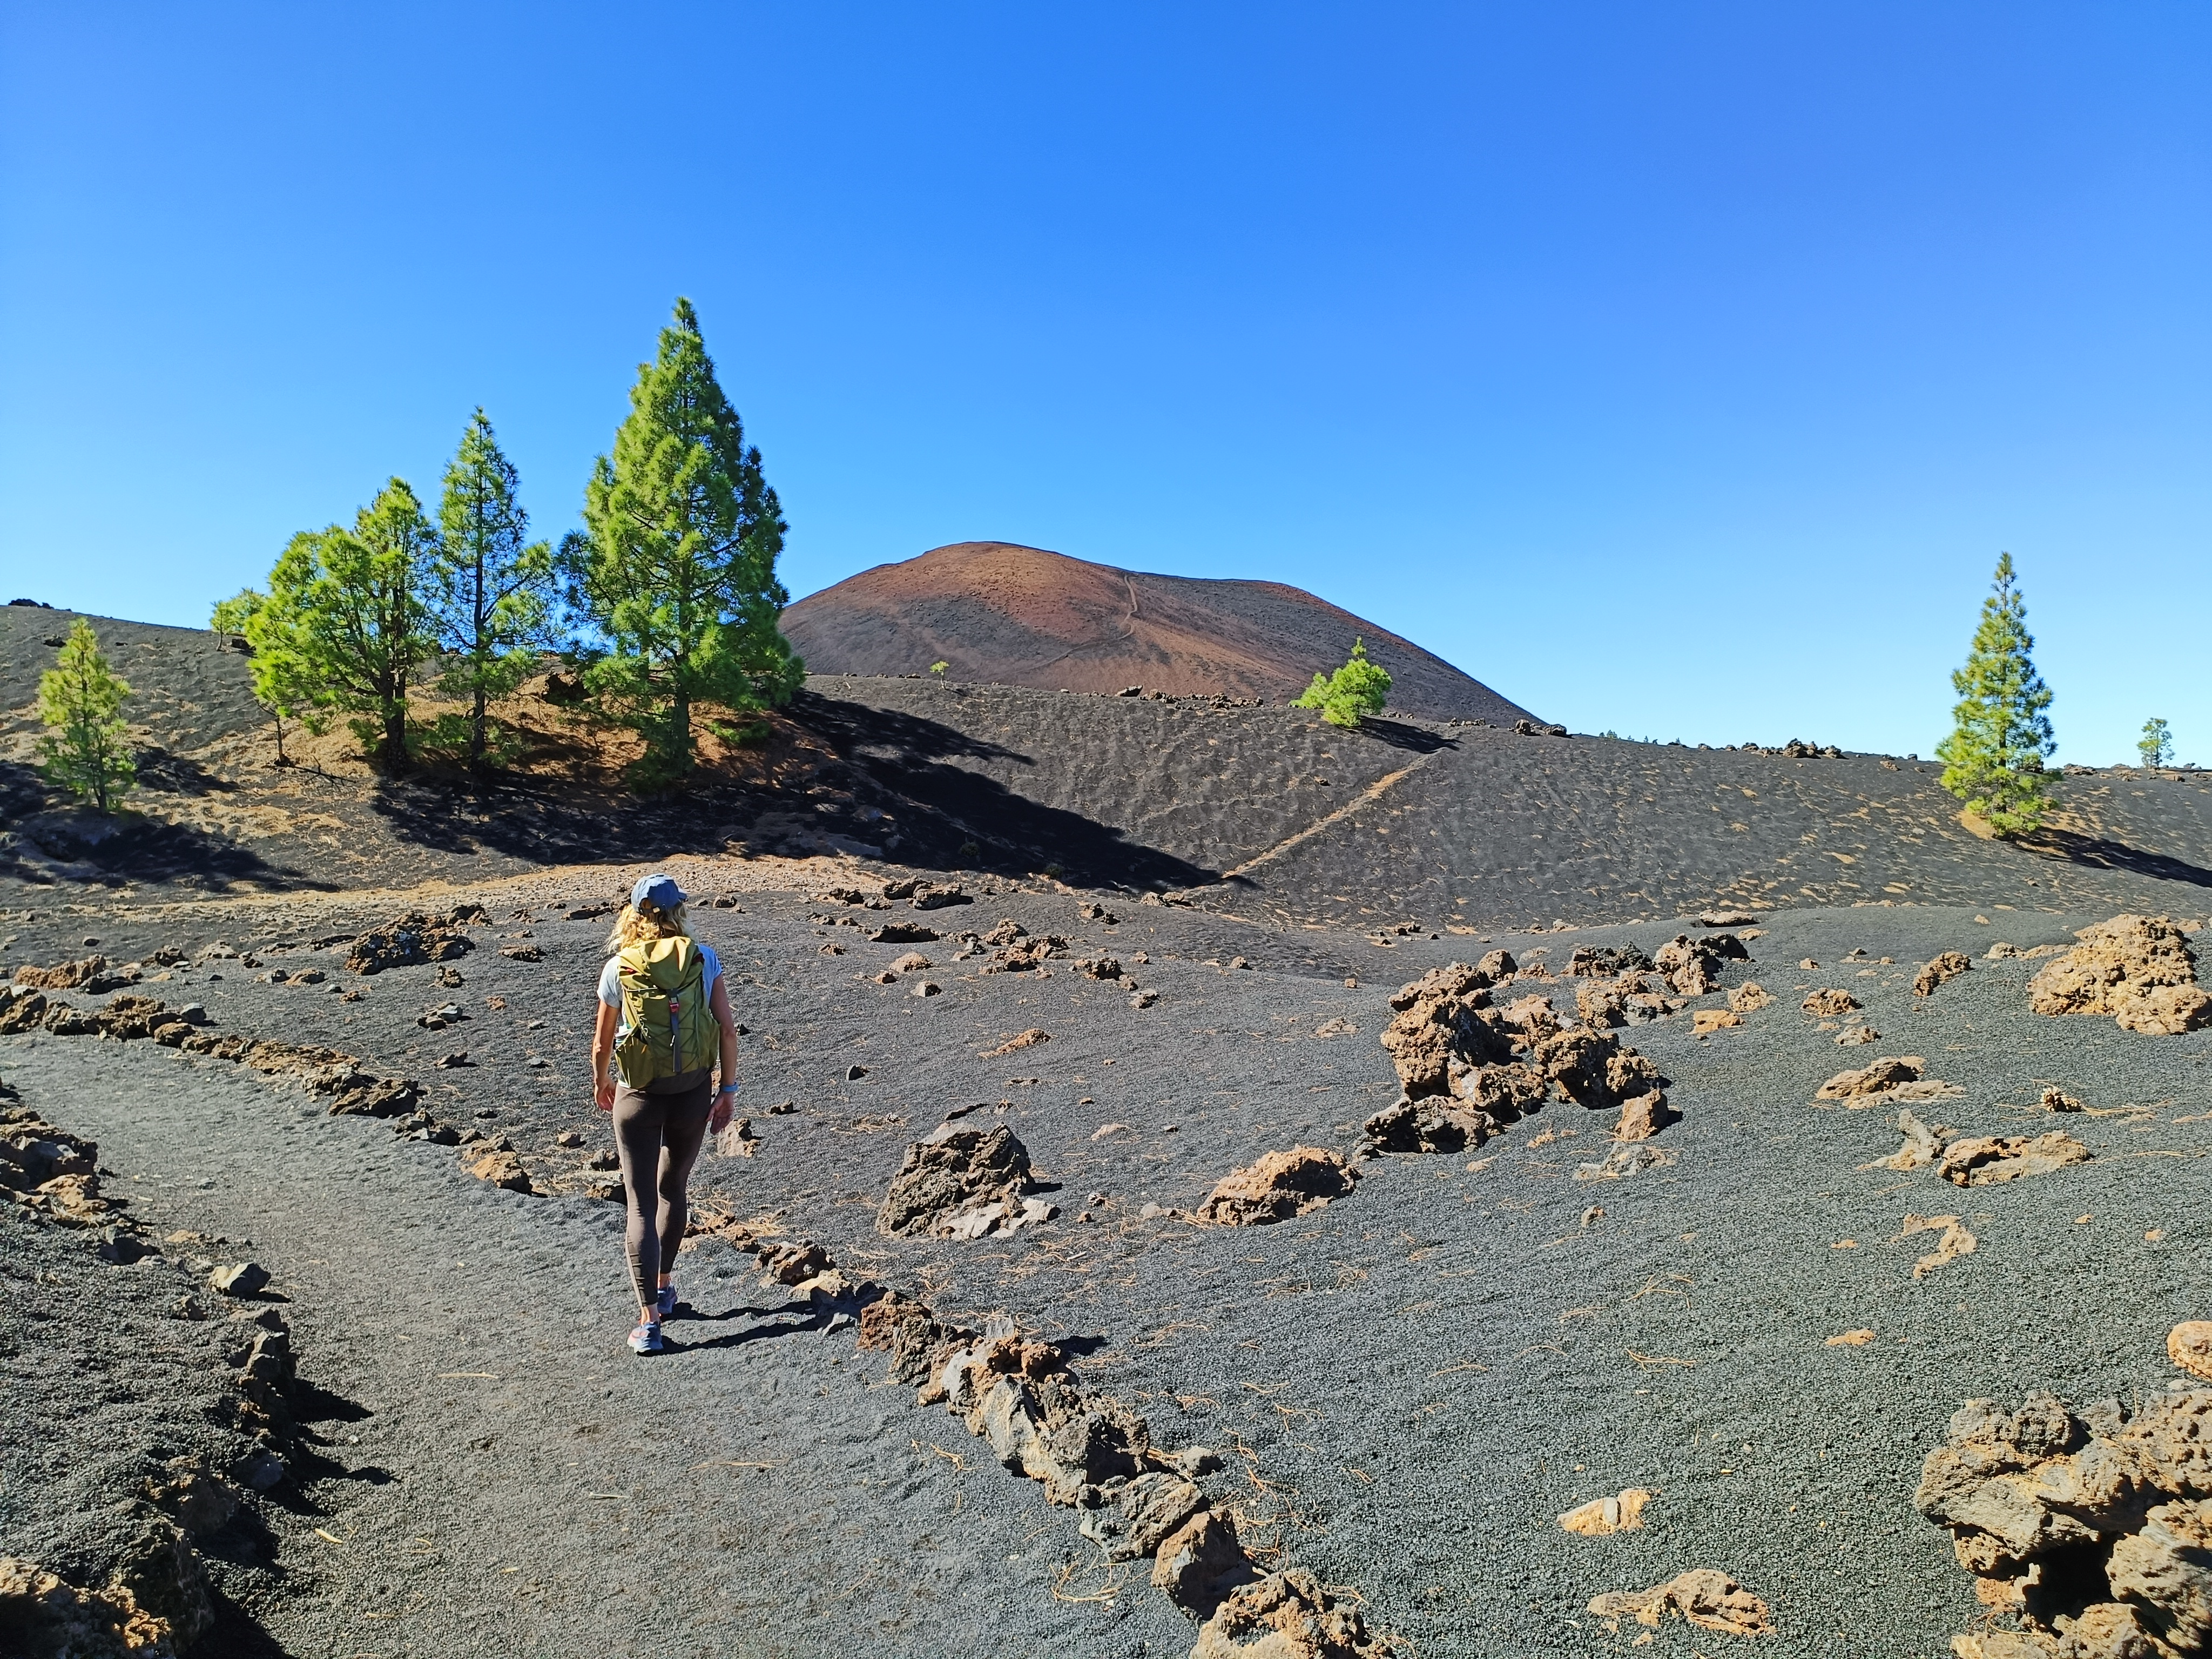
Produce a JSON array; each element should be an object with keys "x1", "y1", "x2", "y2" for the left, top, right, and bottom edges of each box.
[
  {"x1": 2139, "y1": 718, "x2": 2174, "y2": 770},
  {"x1": 212, "y1": 586, "x2": 328, "y2": 766},
  {"x1": 562, "y1": 298, "x2": 802, "y2": 785},
  {"x1": 1293, "y1": 638, "x2": 1393, "y2": 729},
  {"x1": 1936, "y1": 554, "x2": 2056, "y2": 837},
  {"x1": 37, "y1": 618, "x2": 137, "y2": 812},
  {"x1": 430, "y1": 409, "x2": 555, "y2": 768},
  {"x1": 276, "y1": 480, "x2": 441, "y2": 769},
  {"x1": 211, "y1": 300, "x2": 801, "y2": 788}
]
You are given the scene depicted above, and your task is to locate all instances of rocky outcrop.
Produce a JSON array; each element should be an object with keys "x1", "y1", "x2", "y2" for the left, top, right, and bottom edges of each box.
[
  {"x1": 1938, "y1": 1132, "x2": 2091, "y2": 1187},
  {"x1": 1198, "y1": 1147, "x2": 1355, "y2": 1225},
  {"x1": 1080, "y1": 1472, "x2": 1206, "y2": 1561},
  {"x1": 1370, "y1": 965, "x2": 1671, "y2": 1156},
  {"x1": 754, "y1": 1213, "x2": 1380, "y2": 1650},
  {"x1": 1653, "y1": 933, "x2": 1749, "y2": 996},
  {"x1": 0, "y1": 1554, "x2": 178, "y2": 1657},
  {"x1": 2171, "y1": 1325, "x2": 2212, "y2": 1385},
  {"x1": 344, "y1": 909, "x2": 480, "y2": 975},
  {"x1": 1575, "y1": 981, "x2": 1628, "y2": 1029},
  {"x1": 1917, "y1": 1368, "x2": 2212, "y2": 1657},
  {"x1": 2, "y1": 1092, "x2": 312, "y2": 1659},
  {"x1": 2029, "y1": 916, "x2": 2212, "y2": 1035},
  {"x1": 1528, "y1": 1028, "x2": 1663, "y2": 1110},
  {"x1": 1916, "y1": 951, "x2": 1974, "y2": 996},
  {"x1": 1815, "y1": 1056, "x2": 1938, "y2": 1102},
  {"x1": 1153, "y1": 1508, "x2": 1255, "y2": 1618},
  {"x1": 1190, "y1": 1568, "x2": 1388, "y2": 1658},
  {"x1": 1361, "y1": 1094, "x2": 1492, "y2": 1154},
  {"x1": 12, "y1": 953, "x2": 136, "y2": 993},
  {"x1": 1587, "y1": 1570, "x2": 1773, "y2": 1636},
  {"x1": 1379, "y1": 961, "x2": 1513, "y2": 1098},
  {"x1": 876, "y1": 1126, "x2": 1036, "y2": 1237},
  {"x1": 881, "y1": 878, "x2": 969, "y2": 911},
  {"x1": 1802, "y1": 987, "x2": 1860, "y2": 1017},
  {"x1": 1568, "y1": 945, "x2": 1654, "y2": 977},
  {"x1": 467, "y1": 1149, "x2": 532, "y2": 1193},
  {"x1": 1899, "y1": 1213, "x2": 1977, "y2": 1278},
  {"x1": 1613, "y1": 1092, "x2": 1678, "y2": 1142},
  {"x1": 12, "y1": 989, "x2": 428, "y2": 1127},
  {"x1": 1862, "y1": 1108, "x2": 1953, "y2": 1171},
  {"x1": 2, "y1": 1100, "x2": 119, "y2": 1228},
  {"x1": 1560, "y1": 1488, "x2": 1653, "y2": 1535}
]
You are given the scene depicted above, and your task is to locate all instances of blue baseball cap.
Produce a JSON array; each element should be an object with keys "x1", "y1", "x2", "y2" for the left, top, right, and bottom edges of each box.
[{"x1": 632, "y1": 873, "x2": 690, "y2": 911}]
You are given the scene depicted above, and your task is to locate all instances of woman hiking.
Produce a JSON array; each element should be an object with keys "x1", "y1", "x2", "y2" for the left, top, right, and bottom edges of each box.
[{"x1": 592, "y1": 874, "x2": 739, "y2": 1354}]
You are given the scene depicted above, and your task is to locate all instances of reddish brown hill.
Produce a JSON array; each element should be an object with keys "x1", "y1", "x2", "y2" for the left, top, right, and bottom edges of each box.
[{"x1": 779, "y1": 542, "x2": 1537, "y2": 723}]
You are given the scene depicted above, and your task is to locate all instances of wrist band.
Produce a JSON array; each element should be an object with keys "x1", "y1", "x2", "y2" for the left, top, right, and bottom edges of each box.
[{"x1": 717, "y1": 1085, "x2": 738, "y2": 1096}]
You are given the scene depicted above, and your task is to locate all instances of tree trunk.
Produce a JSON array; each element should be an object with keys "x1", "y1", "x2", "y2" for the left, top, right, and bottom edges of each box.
[
  {"x1": 469, "y1": 687, "x2": 487, "y2": 770},
  {"x1": 671, "y1": 691, "x2": 692, "y2": 778},
  {"x1": 383, "y1": 707, "x2": 407, "y2": 771}
]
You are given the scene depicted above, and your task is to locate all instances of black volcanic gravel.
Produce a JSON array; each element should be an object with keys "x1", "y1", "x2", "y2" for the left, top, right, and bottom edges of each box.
[{"x1": 7, "y1": 875, "x2": 2212, "y2": 1655}]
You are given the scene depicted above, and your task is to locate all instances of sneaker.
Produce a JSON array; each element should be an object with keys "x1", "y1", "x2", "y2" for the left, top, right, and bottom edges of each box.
[
  {"x1": 655, "y1": 1284, "x2": 677, "y2": 1321},
  {"x1": 628, "y1": 1321, "x2": 663, "y2": 1355}
]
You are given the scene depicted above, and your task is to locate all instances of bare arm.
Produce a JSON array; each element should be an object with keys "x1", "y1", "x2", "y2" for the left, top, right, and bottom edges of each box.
[
  {"x1": 707, "y1": 974, "x2": 739, "y2": 1132},
  {"x1": 592, "y1": 999, "x2": 618, "y2": 1111}
]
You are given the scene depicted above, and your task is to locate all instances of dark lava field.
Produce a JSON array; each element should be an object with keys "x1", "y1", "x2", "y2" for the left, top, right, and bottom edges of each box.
[{"x1": 6, "y1": 612, "x2": 2212, "y2": 1659}]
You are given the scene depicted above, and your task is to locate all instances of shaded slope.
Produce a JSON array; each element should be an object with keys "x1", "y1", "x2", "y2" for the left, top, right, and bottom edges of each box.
[
  {"x1": 781, "y1": 541, "x2": 1537, "y2": 723},
  {"x1": 9, "y1": 603, "x2": 2209, "y2": 935},
  {"x1": 812, "y1": 677, "x2": 2212, "y2": 929},
  {"x1": 1222, "y1": 729, "x2": 2212, "y2": 930}
]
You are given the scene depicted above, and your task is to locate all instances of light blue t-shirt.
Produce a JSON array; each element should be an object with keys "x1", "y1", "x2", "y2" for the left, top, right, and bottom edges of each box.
[{"x1": 598, "y1": 942, "x2": 721, "y2": 1010}]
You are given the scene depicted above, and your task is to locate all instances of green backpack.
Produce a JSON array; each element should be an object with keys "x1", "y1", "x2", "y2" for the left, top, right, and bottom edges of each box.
[{"x1": 611, "y1": 938, "x2": 719, "y2": 1088}]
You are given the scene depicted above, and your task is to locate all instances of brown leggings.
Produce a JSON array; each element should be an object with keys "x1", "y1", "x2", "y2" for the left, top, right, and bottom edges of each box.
[{"x1": 612, "y1": 1071, "x2": 713, "y2": 1311}]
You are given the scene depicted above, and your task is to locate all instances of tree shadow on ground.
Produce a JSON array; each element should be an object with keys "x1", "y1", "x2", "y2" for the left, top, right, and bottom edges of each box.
[
  {"x1": 1351, "y1": 718, "x2": 1456, "y2": 756},
  {"x1": 91, "y1": 820, "x2": 325, "y2": 892},
  {"x1": 793, "y1": 690, "x2": 1031, "y2": 769},
  {"x1": 134, "y1": 749, "x2": 240, "y2": 799},
  {"x1": 0, "y1": 761, "x2": 322, "y2": 893},
  {"x1": 0, "y1": 758, "x2": 49, "y2": 820},
  {"x1": 2027, "y1": 828, "x2": 2212, "y2": 889},
  {"x1": 363, "y1": 775, "x2": 626, "y2": 865},
  {"x1": 795, "y1": 693, "x2": 1212, "y2": 888}
]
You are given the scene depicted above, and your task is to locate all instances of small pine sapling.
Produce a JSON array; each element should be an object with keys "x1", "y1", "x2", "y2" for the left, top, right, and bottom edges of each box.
[
  {"x1": 929, "y1": 660, "x2": 948, "y2": 676},
  {"x1": 1293, "y1": 638, "x2": 1393, "y2": 729},
  {"x1": 2139, "y1": 718, "x2": 2173, "y2": 770},
  {"x1": 37, "y1": 618, "x2": 137, "y2": 812},
  {"x1": 1934, "y1": 554, "x2": 2055, "y2": 837}
]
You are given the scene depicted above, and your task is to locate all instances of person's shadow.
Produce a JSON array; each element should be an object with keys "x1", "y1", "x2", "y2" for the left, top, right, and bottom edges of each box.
[{"x1": 653, "y1": 1294, "x2": 839, "y2": 1354}]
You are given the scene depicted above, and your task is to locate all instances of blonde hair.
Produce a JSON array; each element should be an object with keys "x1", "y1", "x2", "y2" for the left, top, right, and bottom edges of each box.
[{"x1": 605, "y1": 900, "x2": 689, "y2": 955}]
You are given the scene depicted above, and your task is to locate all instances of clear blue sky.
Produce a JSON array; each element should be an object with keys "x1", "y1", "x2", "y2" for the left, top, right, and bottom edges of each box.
[{"x1": 3, "y1": 4, "x2": 2205, "y2": 764}]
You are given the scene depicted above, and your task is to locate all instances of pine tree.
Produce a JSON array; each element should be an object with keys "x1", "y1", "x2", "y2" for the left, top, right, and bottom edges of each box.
[
  {"x1": 562, "y1": 299, "x2": 802, "y2": 783},
  {"x1": 37, "y1": 618, "x2": 137, "y2": 811},
  {"x1": 2139, "y1": 718, "x2": 2174, "y2": 770},
  {"x1": 275, "y1": 479, "x2": 437, "y2": 768},
  {"x1": 211, "y1": 588, "x2": 326, "y2": 765},
  {"x1": 1292, "y1": 638, "x2": 1394, "y2": 729},
  {"x1": 1936, "y1": 554, "x2": 2056, "y2": 837},
  {"x1": 429, "y1": 409, "x2": 554, "y2": 767}
]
